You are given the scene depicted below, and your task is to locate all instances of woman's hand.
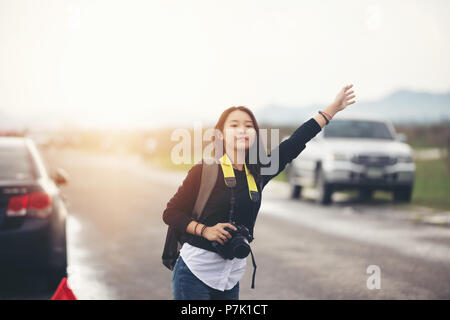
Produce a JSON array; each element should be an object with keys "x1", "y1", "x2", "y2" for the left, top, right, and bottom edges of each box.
[
  {"x1": 313, "y1": 84, "x2": 357, "y2": 128},
  {"x1": 331, "y1": 84, "x2": 356, "y2": 113},
  {"x1": 202, "y1": 223, "x2": 238, "y2": 245}
]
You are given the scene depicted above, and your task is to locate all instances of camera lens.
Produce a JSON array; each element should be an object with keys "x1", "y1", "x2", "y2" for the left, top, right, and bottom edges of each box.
[{"x1": 233, "y1": 239, "x2": 251, "y2": 258}]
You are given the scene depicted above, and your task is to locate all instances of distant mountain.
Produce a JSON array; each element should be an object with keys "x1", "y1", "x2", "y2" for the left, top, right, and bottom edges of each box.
[
  {"x1": 255, "y1": 89, "x2": 450, "y2": 125},
  {"x1": 1, "y1": 89, "x2": 449, "y2": 131}
]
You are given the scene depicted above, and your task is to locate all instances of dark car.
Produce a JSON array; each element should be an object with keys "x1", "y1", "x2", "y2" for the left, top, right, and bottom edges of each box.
[{"x1": 0, "y1": 137, "x2": 69, "y2": 288}]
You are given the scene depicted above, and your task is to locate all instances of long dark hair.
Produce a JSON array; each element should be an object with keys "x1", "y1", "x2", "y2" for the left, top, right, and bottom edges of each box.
[{"x1": 211, "y1": 106, "x2": 267, "y2": 186}]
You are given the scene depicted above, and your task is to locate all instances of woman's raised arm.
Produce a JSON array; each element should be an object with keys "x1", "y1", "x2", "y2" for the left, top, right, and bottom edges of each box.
[{"x1": 261, "y1": 84, "x2": 356, "y2": 188}]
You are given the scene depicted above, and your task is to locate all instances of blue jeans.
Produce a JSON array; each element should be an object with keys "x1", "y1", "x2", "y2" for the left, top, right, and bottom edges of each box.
[{"x1": 172, "y1": 256, "x2": 240, "y2": 300}]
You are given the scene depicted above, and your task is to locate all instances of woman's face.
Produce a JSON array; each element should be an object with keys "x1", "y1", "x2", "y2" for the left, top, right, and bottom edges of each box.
[{"x1": 221, "y1": 110, "x2": 257, "y2": 154}]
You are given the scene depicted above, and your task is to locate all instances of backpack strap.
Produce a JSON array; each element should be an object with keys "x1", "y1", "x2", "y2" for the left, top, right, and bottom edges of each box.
[{"x1": 192, "y1": 158, "x2": 219, "y2": 221}]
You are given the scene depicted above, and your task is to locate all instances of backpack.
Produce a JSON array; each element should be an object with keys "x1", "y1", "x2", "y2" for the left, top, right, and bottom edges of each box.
[{"x1": 162, "y1": 158, "x2": 219, "y2": 270}]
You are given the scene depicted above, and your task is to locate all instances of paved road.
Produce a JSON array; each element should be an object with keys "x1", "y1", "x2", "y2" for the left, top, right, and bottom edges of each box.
[{"x1": 2, "y1": 148, "x2": 449, "y2": 299}]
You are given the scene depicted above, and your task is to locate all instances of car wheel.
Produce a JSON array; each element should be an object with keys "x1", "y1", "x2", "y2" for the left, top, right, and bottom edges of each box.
[
  {"x1": 316, "y1": 169, "x2": 333, "y2": 205},
  {"x1": 393, "y1": 186, "x2": 413, "y2": 202},
  {"x1": 359, "y1": 188, "x2": 374, "y2": 201},
  {"x1": 47, "y1": 218, "x2": 68, "y2": 292},
  {"x1": 291, "y1": 185, "x2": 302, "y2": 199}
]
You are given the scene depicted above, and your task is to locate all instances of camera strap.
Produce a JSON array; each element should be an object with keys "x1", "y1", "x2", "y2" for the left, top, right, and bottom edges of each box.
[
  {"x1": 219, "y1": 153, "x2": 259, "y2": 204},
  {"x1": 219, "y1": 153, "x2": 258, "y2": 289}
]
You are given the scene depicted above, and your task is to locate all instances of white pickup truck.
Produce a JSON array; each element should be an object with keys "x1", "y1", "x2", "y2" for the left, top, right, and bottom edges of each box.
[{"x1": 285, "y1": 115, "x2": 415, "y2": 205}]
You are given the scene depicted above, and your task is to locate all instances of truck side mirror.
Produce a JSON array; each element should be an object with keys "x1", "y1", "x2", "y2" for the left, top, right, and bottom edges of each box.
[{"x1": 396, "y1": 133, "x2": 407, "y2": 142}]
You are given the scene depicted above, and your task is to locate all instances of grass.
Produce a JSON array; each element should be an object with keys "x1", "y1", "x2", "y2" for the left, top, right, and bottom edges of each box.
[{"x1": 411, "y1": 157, "x2": 450, "y2": 211}]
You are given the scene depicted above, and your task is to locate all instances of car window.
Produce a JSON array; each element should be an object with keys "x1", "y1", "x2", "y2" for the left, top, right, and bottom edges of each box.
[
  {"x1": 0, "y1": 145, "x2": 35, "y2": 180},
  {"x1": 324, "y1": 120, "x2": 394, "y2": 140}
]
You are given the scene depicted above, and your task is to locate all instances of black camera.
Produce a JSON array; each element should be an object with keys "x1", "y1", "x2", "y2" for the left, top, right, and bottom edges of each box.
[{"x1": 211, "y1": 223, "x2": 254, "y2": 260}]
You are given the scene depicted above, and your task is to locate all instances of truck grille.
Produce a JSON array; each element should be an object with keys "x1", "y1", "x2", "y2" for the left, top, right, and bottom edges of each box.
[{"x1": 351, "y1": 154, "x2": 396, "y2": 167}]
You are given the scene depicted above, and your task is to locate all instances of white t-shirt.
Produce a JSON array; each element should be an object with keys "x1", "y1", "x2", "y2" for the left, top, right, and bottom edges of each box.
[{"x1": 179, "y1": 242, "x2": 246, "y2": 291}]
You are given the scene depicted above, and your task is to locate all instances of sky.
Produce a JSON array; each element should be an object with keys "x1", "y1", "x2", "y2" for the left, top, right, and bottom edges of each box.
[{"x1": 0, "y1": 0, "x2": 449, "y2": 129}]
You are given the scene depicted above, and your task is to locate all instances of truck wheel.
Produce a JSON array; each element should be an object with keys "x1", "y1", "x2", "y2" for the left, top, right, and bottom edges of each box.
[
  {"x1": 359, "y1": 188, "x2": 374, "y2": 201},
  {"x1": 316, "y1": 169, "x2": 333, "y2": 205},
  {"x1": 291, "y1": 185, "x2": 302, "y2": 199},
  {"x1": 393, "y1": 186, "x2": 413, "y2": 202}
]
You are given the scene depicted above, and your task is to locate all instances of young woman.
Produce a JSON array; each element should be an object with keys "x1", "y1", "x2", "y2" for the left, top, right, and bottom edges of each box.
[{"x1": 163, "y1": 84, "x2": 356, "y2": 300}]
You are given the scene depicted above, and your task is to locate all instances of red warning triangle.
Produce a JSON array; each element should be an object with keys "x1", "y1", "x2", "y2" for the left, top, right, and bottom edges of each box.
[{"x1": 51, "y1": 277, "x2": 77, "y2": 300}]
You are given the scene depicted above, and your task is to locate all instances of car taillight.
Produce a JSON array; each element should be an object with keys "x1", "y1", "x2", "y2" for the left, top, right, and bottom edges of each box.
[
  {"x1": 7, "y1": 195, "x2": 29, "y2": 217},
  {"x1": 6, "y1": 192, "x2": 52, "y2": 219},
  {"x1": 28, "y1": 191, "x2": 52, "y2": 218}
]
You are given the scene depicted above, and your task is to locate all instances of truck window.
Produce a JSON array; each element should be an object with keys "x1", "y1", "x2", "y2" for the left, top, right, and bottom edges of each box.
[{"x1": 324, "y1": 120, "x2": 394, "y2": 140}]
